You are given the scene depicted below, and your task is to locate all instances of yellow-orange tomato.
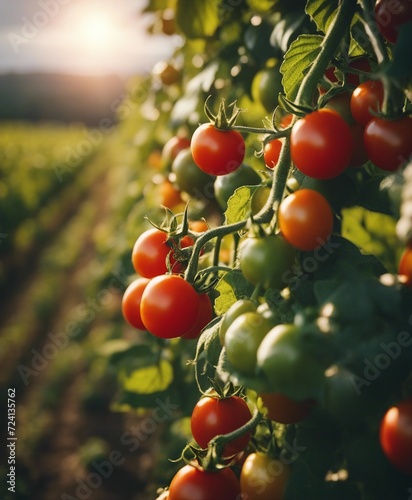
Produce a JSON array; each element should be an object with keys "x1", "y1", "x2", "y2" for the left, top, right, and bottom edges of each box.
[
  {"x1": 240, "y1": 452, "x2": 290, "y2": 500},
  {"x1": 399, "y1": 246, "x2": 412, "y2": 286},
  {"x1": 159, "y1": 179, "x2": 183, "y2": 209}
]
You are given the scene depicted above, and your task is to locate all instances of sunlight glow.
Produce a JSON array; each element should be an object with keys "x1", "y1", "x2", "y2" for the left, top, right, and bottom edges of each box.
[{"x1": 77, "y1": 14, "x2": 114, "y2": 48}]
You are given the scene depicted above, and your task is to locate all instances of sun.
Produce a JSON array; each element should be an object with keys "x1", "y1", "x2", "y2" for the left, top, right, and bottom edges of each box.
[{"x1": 77, "y1": 13, "x2": 114, "y2": 47}]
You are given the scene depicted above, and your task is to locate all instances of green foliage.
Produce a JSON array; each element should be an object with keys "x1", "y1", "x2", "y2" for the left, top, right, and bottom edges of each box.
[
  {"x1": 306, "y1": 0, "x2": 341, "y2": 34},
  {"x1": 280, "y1": 34, "x2": 323, "y2": 100},
  {"x1": 175, "y1": 0, "x2": 220, "y2": 39}
]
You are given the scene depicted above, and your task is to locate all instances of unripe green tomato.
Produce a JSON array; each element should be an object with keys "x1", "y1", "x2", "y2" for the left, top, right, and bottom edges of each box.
[
  {"x1": 219, "y1": 299, "x2": 257, "y2": 345},
  {"x1": 225, "y1": 311, "x2": 276, "y2": 375},
  {"x1": 239, "y1": 234, "x2": 295, "y2": 291},
  {"x1": 214, "y1": 164, "x2": 261, "y2": 211},
  {"x1": 257, "y1": 324, "x2": 325, "y2": 400},
  {"x1": 172, "y1": 148, "x2": 215, "y2": 199},
  {"x1": 251, "y1": 64, "x2": 283, "y2": 112}
]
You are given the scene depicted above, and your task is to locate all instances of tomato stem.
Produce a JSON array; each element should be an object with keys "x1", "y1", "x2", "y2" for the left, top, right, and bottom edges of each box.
[
  {"x1": 358, "y1": 0, "x2": 390, "y2": 66},
  {"x1": 295, "y1": 0, "x2": 357, "y2": 109},
  {"x1": 209, "y1": 408, "x2": 263, "y2": 459}
]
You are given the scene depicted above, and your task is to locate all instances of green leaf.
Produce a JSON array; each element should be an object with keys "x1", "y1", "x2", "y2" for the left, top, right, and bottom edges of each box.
[
  {"x1": 194, "y1": 317, "x2": 223, "y2": 390},
  {"x1": 341, "y1": 207, "x2": 398, "y2": 273},
  {"x1": 280, "y1": 34, "x2": 323, "y2": 100},
  {"x1": 120, "y1": 359, "x2": 174, "y2": 394},
  {"x1": 224, "y1": 185, "x2": 260, "y2": 225},
  {"x1": 214, "y1": 271, "x2": 255, "y2": 316},
  {"x1": 175, "y1": 0, "x2": 220, "y2": 39},
  {"x1": 306, "y1": 0, "x2": 340, "y2": 34}
]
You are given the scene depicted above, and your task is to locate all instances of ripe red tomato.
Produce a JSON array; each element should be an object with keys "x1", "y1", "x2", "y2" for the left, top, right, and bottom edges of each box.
[
  {"x1": 140, "y1": 275, "x2": 200, "y2": 338},
  {"x1": 259, "y1": 392, "x2": 315, "y2": 424},
  {"x1": 132, "y1": 228, "x2": 179, "y2": 278},
  {"x1": 191, "y1": 395, "x2": 252, "y2": 457},
  {"x1": 182, "y1": 293, "x2": 214, "y2": 339},
  {"x1": 240, "y1": 452, "x2": 291, "y2": 500},
  {"x1": 191, "y1": 123, "x2": 245, "y2": 176},
  {"x1": 290, "y1": 109, "x2": 353, "y2": 179},
  {"x1": 121, "y1": 278, "x2": 150, "y2": 330},
  {"x1": 350, "y1": 80, "x2": 384, "y2": 126},
  {"x1": 380, "y1": 399, "x2": 412, "y2": 475},
  {"x1": 168, "y1": 464, "x2": 241, "y2": 500},
  {"x1": 375, "y1": 0, "x2": 412, "y2": 43},
  {"x1": 399, "y1": 246, "x2": 412, "y2": 286},
  {"x1": 278, "y1": 189, "x2": 334, "y2": 251},
  {"x1": 363, "y1": 115, "x2": 412, "y2": 171},
  {"x1": 263, "y1": 139, "x2": 282, "y2": 169}
]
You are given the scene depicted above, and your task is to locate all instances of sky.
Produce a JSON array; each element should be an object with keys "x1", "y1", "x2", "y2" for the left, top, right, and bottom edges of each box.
[{"x1": 0, "y1": 0, "x2": 176, "y2": 76}]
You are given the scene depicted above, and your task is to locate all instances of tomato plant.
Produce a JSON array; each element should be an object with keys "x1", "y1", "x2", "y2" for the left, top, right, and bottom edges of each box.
[
  {"x1": 380, "y1": 399, "x2": 412, "y2": 475},
  {"x1": 191, "y1": 123, "x2": 245, "y2": 176},
  {"x1": 121, "y1": 278, "x2": 150, "y2": 330},
  {"x1": 113, "y1": 1, "x2": 412, "y2": 498},
  {"x1": 240, "y1": 452, "x2": 291, "y2": 500},
  {"x1": 140, "y1": 275, "x2": 200, "y2": 338},
  {"x1": 191, "y1": 395, "x2": 252, "y2": 457},
  {"x1": 168, "y1": 464, "x2": 241, "y2": 500},
  {"x1": 363, "y1": 115, "x2": 412, "y2": 171},
  {"x1": 278, "y1": 189, "x2": 334, "y2": 251},
  {"x1": 290, "y1": 109, "x2": 353, "y2": 179},
  {"x1": 350, "y1": 80, "x2": 384, "y2": 126}
]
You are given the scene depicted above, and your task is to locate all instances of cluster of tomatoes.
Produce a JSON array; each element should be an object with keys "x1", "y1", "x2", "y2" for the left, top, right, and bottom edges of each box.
[
  {"x1": 122, "y1": 225, "x2": 214, "y2": 340},
  {"x1": 165, "y1": 387, "x2": 296, "y2": 500}
]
